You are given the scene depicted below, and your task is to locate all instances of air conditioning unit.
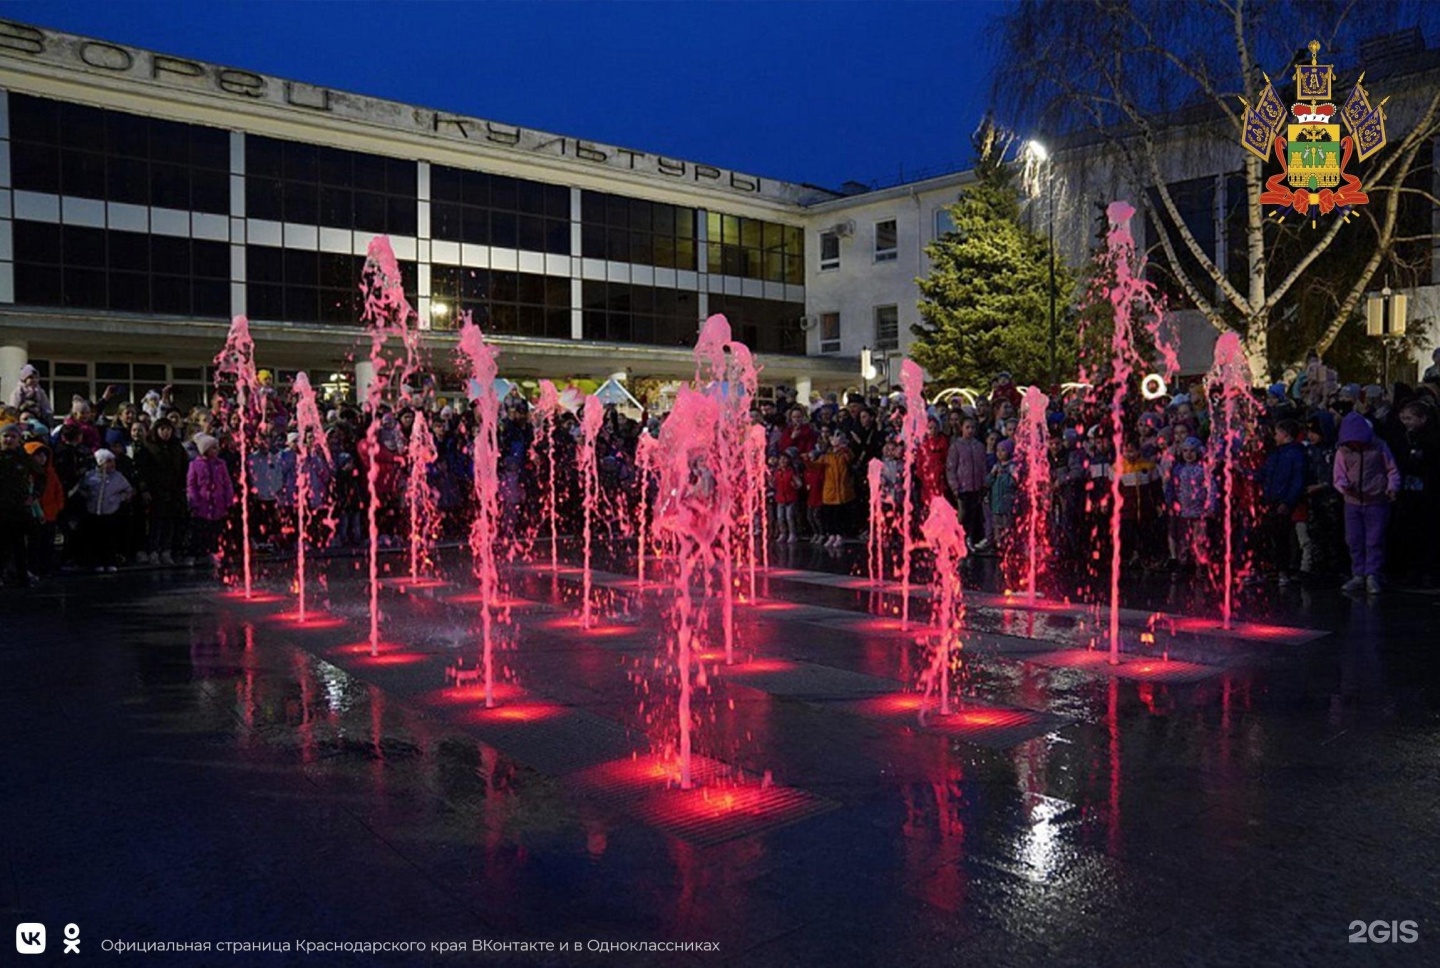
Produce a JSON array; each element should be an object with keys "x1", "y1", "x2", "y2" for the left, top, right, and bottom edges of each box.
[
  {"x1": 798, "y1": 314, "x2": 820, "y2": 331},
  {"x1": 830, "y1": 219, "x2": 856, "y2": 238}
]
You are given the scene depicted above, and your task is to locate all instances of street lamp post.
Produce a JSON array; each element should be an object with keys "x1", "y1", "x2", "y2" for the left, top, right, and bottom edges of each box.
[
  {"x1": 1027, "y1": 140, "x2": 1058, "y2": 389},
  {"x1": 1366, "y1": 284, "x2": 1408, "y2": 386}
]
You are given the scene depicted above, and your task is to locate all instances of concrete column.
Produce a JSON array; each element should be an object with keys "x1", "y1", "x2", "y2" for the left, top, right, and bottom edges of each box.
[
  {"x1": 354, "y1": 359, "x2": 376, "y2": 406},
  {"x1": 0, "y1": 341, "x2": 29, "y2": 406},
  {"x1": 793, "y1": 376, "x2": 812, "y2": 407}
]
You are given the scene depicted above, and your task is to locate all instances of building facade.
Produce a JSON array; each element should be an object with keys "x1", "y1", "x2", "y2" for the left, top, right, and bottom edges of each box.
[{"x1": 1, "y1": 18, "x2": 964, "y2": 411}]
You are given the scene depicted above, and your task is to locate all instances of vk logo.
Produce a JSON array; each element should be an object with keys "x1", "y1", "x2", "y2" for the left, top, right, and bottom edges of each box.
[{"x1": 16, "y1": 923, "x2": 46, "y2": 954}]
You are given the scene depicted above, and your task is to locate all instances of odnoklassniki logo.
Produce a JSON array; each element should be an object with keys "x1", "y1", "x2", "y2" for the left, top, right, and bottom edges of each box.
[{"x1": 1238, "y1": 39, "x2": 1389, "y2": 226}]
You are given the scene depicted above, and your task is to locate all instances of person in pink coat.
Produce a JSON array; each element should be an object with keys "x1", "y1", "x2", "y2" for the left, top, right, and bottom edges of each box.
[{"x1": 187, "y1": 433, "x2": 234, "y2": 561}]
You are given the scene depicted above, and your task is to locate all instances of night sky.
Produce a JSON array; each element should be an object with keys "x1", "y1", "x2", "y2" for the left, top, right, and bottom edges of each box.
[{"x1": 0, "y1": 0, "x2": 1007, "y2": 190}]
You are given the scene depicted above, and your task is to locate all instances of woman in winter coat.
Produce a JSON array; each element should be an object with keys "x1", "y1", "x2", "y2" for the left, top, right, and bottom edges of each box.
[
  {"x1": 187, "y1": 433, "x2": 234, "y2": 561},
  {"x1": 1333, "y1": 411, "x2": 1400, "y2": 594},
  {"x1": 137, "y1": 417, "x2": 192, "y2": 564}
]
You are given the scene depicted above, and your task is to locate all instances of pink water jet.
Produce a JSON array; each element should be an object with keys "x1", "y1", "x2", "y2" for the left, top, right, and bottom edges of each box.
[
  {"x1": 406, "y1": 409, "x2": 440, "y2": 582},
  {"x1": 866, "y1": 458, "x2": 885, "y2": 583},
  {"x1": 652, "y1": 386, "x2": 727, "y2": 789},
  {"x1": 458, "y1": 316, "x2": 504, "y2": 707},
  {"x1": 535, "y1": 379, "x2": 561, "y2": 575},
  {"x1": 919, "y1": 495, "x2": 967, "y2": 719},
  {"x1": 359, "y1": 237, "x2": 415, "y2": 655},
  {"x1": 1206, "y1": 332, "x2": 1255, "y2": 630},
  {"x1": 1097, "y1": 202, "x2": 1176, "y2": 664},
  {"x1": 291, "y1": 372, "x2": 331, "y2": 623},
  {"x1": 744, "y1": 423, "x2": 768, "y2": 598},
  {"x1": 578, "y1": 393, "x2": 603, "y2": 629},
  {"x1": 898, "y1": 360, "x2": 927, "y2": 629},
  {"x1": 635, "y1": 432, "x2": 660, "y2": 588},
  {"x1": 215, "y1": 314, "x2": 258, "y2": 599},
  {"x1": 1017, "y1": 386, "x2": 1052, "y2": 604}
]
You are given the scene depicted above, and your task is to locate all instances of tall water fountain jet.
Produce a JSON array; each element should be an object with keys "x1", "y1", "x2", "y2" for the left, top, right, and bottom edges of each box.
[
  {"x1": 867, "y1": 458, "x2": 885, "y2": 583},
  {"x1": 578, "y1": 394, "x2": 603, "y2": 629},
  {"x1": 898, "y1": 360, "x2": 927, "y2": 628},
  {"x1": 291, "y1": 372, "x2": 331, "y2": 622},
  {"x1": 215, "y1": 314, "x2": 258, "y2": 599},
  {"x1": 535, "y1": 379, "x2": 561, "y2": 574},
  {"x1": 652, "y1": 386, "x2": 726, "y2": 789},
  {"x1": 1095, "y1": 202, "x2": 1176, "y2": 664},
  {"x1": 1205, "y1": 332, "x2": 1255, "y2": 630},
  {"x1": 406, "y1": 409, "x2": 440, "y2": 582},
  {"x1": 1016, "y1": 386, "x2": 1052, "y2": 604},
  {"x1": 918, "y1": 495, "x2": 967, "y2": 720},
  {"x1": 694, "y1": 314, "x2": 758, "y2": 664},
  {"x1": 359, "y1": 237, "x2": 415, "y2": 654},
  {"x1": 635, "y1": 431, "x2": 660, "y2": 588},
  {"x1": 458, "y1": 317, "x2": 503, "y2": 707},
  {"x1": 744, "y1": 422, "x2": 768, "y2": 598}
]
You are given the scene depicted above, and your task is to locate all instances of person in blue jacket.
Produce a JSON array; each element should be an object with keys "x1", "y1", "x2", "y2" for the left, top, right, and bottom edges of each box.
[{"x1": 1261, "y1": 418, "x2": 1308, "y2": 585}]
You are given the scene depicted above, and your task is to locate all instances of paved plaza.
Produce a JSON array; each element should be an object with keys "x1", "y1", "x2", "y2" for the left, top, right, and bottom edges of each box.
[{"x1": 3, "y1": 547, "x2": 1438, "y2": 966}]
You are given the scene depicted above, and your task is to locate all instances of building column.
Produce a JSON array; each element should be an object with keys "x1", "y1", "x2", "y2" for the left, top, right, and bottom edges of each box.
[
  {"x1": 354, "y1": 359, "x2": 376, "y2": 406},
  {"x1": 0, "y1": 340, "x2": 28, "y2": 404},
  {"x1": 793, "y1": 376, "x2": 812, "y2": 406}
]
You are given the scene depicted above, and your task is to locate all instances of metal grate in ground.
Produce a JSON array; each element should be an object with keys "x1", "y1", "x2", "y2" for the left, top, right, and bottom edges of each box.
[
  {"x1": 566, "y1": 753, "x2": 732, "y2": 811},
  {"x1": 627, "y1": 782, "x2": 839, "y2": 848},
  {"x1": 838, "y1": 694, "x2": 1071, "y2": 748}
]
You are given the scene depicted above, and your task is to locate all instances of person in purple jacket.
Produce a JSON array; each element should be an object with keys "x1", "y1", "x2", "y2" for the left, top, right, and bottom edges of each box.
[
  {"x1": 187, "y1": 432, "x2": 235, "y2": 564},
  {"x1": 1333, "y1": 411, "x2": 1400, "y2": 594}
]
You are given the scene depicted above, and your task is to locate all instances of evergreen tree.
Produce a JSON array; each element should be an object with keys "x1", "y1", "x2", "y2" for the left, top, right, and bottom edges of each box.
[{"x1": 912, "y1": 124, "x2": 1075, "y2": 389}]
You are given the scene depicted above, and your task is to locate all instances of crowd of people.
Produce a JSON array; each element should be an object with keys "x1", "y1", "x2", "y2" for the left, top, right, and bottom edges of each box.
[{"x1": 3, "y1": 349, "x2": 1439, "y2": 596}]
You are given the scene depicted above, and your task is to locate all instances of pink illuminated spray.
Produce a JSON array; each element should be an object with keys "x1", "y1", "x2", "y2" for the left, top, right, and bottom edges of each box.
[
  {"x1": 744, "y1": 423, "x2": 769, "y2": 597},
  {"x1": 694, "y1": 314, "x2": 759, "y2": 664},
  {"x1": 652, "y1": 387, "x2": 727, "y2": 789},
  {"x1": 635, "y1": 432, "x2": 660, "y2": 588},
  {"x1": 867, "y1": 458, "x2": 885, "y2": 583},
  {"x1": 360, "y1": 237, "x2": 416, "y2": 654},
  {"x1": 458, "y1": 317, "x2": 504, "y2": 707},
  {"x1": 898, "y1": 360, "x2": 927, "y2": 629},
  {"x1": 215, "y1": 314, "x2": 258, "y2": 599},
  {"x1": 918, "y1": 496, "x2": 967, "y2": 719},
  {"x1": 291, "y1": 372, "x2": 331, "y2": 623},
  {"x1": 1096, "y1": 202, "x2": 1176, "y2": 664},
  {"x1": 1206, "y1": 332, "x2": 1254, "y2": 630},
  {"x1": 578, "y1": 394, "x2": 603, "y2": 629},
  {"x1": 1017, "y1": 386, "x2": 1052, "y2": 604},
  {"x1": 535, "y1": 379, "x2": 561, "y2": 574},
  {"x1": 405, "y1": 409, "x2": 440, "y2": 581}
]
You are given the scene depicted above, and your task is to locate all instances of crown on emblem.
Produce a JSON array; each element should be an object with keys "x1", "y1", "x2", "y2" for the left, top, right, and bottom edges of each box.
[{"x1": 1292, "y1": 102, "x2": 1335, "y2": 124}]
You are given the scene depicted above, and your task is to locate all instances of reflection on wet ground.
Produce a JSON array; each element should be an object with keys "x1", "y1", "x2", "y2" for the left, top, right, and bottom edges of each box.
[{"x1": 3, "y1": 543, "x2": 1438, "y2": 965}]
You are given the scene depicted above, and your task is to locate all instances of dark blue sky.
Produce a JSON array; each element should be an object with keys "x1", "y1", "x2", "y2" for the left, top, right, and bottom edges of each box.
[{"x1": 1, "y1": 0, "x2": 1006, "y2": 190}]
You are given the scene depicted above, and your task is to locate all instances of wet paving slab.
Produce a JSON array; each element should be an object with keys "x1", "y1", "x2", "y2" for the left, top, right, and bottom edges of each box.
[{"x1": 2, "y1": 547, "x2": 1439, "y2": 966}]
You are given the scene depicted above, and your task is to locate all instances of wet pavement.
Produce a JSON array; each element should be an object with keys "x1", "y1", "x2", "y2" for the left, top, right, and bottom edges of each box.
[{"x1": 3, "y1": 544, "x2": 1439, "y2": 966}]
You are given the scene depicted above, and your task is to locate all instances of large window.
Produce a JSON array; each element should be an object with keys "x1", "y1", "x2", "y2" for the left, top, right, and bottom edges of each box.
[
  {"x1": 819, "y1": 312, "x2": 841, "y2": 354},
  {"x1": 582, "y1": 281, "x2": 700, "y2": 347},
  {"x1": 24, "y1": 359, "x2": 212, "y2": 412},
  {"x1": 245, "y1": 245, "x2": 417, "y2": 324},
  {"x1": 580, "y1": 192, "x2": 696, "y2": 269},
  {"x1": 874, "y1": 219, "x2": 898, "y2": 262},
  {"x1": 13, "y1": 221, "x2": 230, "y2": 317},
  {"x1": 430, "y1": 165, "x2": 569, "y2": 254},
  {"x1": 708, "y1": 294, "x2": 808, "y2": 355},
  {"x1": 874, "y1": 305, "x2": 899, "y2": 351},
  {"x1": 8, "y1": 93, "x2": 230, "y2": 214},
  {"x1": 819, "y1": 231, "x2": 840, "y2": 271},
  {"x1": 430, "y1": 265, "x2": 571, "y2": 339},
  {"x1": 246, "y1": 135, "x2": 417, "y2": 235},
  {"x1": 705, "y1": 213, "x2": 804, "y2": 284}
]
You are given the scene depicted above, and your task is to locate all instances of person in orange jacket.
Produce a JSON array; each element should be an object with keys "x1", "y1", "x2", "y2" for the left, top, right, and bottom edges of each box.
[{"x1": 22, "y1": 439, "x2": 64, "y2": 577}]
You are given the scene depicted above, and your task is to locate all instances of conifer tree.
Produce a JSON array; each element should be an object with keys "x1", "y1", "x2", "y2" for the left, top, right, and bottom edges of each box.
[{"x1": 912, "y1": 122, "x2": 1075, "y2": 388}]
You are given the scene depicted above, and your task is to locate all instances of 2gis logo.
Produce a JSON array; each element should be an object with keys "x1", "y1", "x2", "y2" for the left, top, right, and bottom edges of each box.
[
  {"x1": 15, "y1": 923, "x2": 45, "y2": 954},
  {"x1": 1349, "y1": 920, "x2": 1419, "y2": 943}
]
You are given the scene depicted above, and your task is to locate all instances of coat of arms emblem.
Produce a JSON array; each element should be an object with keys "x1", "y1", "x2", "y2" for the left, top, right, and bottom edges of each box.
[{"x1": 1239, "y1": 40, "x2": 1389, "y2": 225}]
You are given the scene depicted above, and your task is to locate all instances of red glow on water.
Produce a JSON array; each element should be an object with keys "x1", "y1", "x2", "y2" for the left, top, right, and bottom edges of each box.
[
  {"x1": 849, "y1": 617, "x2": 912, "y2": 634},
  {"x1": 447, "y1": 592, "x2": 529, "y2": 608},
  {"x1": 941, "y1": 708, "x2": 1014, "y2": 727},
  {"x1": 751, "y1": 599, "x2": 801, "y2": 612},
  {"x1": 1167, "y1": 615, "x2": 1302, "y2": 640},
  {"x1": 384, "y1": 577, "x2": 451, "y2": 590},
  {"x1": 220, "y1": 590, "x2": 284, "y2": 604},
  {"x1": 351, "y1": 651, "x2": 429, "y2": 667},
  {"x1": 539, "y1": 616, "x2": 634, "y2": 636},
  {"x1": 269, "y1": 611, "x2": 346, "y2": 630},
  {"x1": 730, "y1": 658, "x2": 798, "y2": 673},
  {"x1": 862, "y1": 693, "x2": 926, "y2": 715},
  {"x1": 334, "y1": 640, "x2": 411, "y2": 656},
  {"x1": 467, "y1": 702, "x2": 563, "y2": 723},
  {"x1": 424, "y1": 682, "x2": 525, "y2": 706}
]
